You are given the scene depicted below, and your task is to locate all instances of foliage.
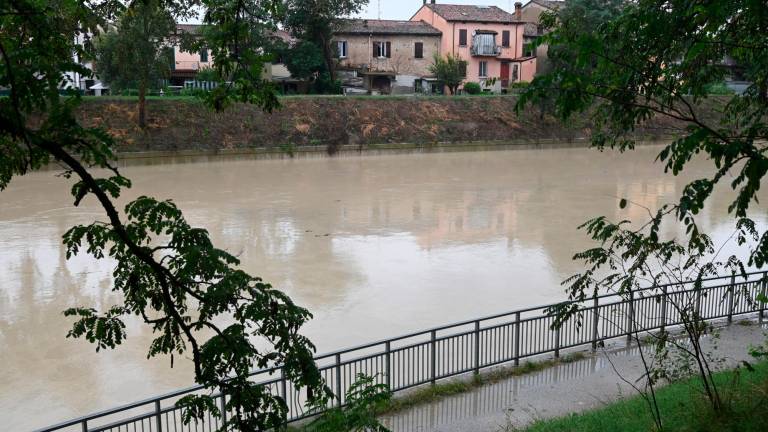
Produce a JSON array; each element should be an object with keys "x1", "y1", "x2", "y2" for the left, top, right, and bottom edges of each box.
[
  {"x1": 429, "y1": 53, "x2": 467, "y2": 96},
  {"x1": 304, "y1": 374, "x2": 391, "y2": 432},
  {"x1": 195, "y1": 66, "x2": 221, "y2": 83},
  {"x1": 93, "y1": 0, "x2": 176, "y2": 128},
  {"x1": 191, "y1": 1, "x2": 283, "y2": 112},
  {"x1": 281, "y1": 40, "x2": 326, "y2": 80},
  {"x1": 282, "y1": 0, "x2": 367, "y2": 82},
  {"x1": 463, "y1": 82, "x2": 482, "y2": 95},
  {"x1": 519, "y1": 0, "x2": 768, "y2": 421},
  {"x1": 0, "y1": 1, "x2": 333, "y2": 431}
]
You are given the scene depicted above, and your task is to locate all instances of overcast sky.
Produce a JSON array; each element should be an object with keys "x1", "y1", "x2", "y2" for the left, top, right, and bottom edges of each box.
[{"x1": 355, "y1": 0, "x2": 529, "y2": 20}]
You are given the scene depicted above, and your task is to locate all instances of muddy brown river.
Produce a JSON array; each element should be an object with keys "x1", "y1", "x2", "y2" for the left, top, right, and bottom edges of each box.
[{"x1": 0, "y1": 145, "x2": 763, "y2": 430}]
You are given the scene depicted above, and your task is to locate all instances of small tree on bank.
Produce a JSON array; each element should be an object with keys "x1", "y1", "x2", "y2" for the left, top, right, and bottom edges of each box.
[
  {"x1": 520, "y1": 0, "x2": 768, "y2": 422},
  {"x1": 283, "y1": 0, "x2": 367, "y2": 83},
  {"x1": 94, "y1": 0, "x2": 174, "y2": 128},
  {"x1": 429, "y1": 53, "x2": 466, "y2": 95}
]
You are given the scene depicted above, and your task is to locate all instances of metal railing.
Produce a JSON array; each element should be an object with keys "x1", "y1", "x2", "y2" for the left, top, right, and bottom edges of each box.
[{"x1": 36, "y1": 271, "x2": 768, "y2": 432}]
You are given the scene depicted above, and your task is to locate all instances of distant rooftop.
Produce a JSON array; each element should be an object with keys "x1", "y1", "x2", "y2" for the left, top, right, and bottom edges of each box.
[
  {"x1": 335, "y1": 19, "x2": 441, "y2": 36},
  {"x1": 526, "y1": 0, "x2": 566, "y2": 11},
  {"x1": 423, "y1": 4, "x2": 519, "y2": 23}
]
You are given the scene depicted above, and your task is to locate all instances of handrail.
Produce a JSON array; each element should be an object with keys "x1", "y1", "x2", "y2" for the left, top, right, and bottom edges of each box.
[{"x1": 34, "y1": 271, "x2": 767, "y2": 432}]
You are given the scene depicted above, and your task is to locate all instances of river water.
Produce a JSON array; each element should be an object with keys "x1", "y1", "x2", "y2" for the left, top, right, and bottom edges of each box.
[{"x1": 0, "y1": 145, "x2": 763, "y2": 430}]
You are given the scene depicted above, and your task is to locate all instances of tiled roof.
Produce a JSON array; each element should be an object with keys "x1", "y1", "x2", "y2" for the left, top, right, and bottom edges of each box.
[
  {"x1": 527, "y1": 0, "x2": 566, "y2": 11},
  {"x1": 425, "y1": 4, "x2": 519, "y2": 23},
  {"x1": 335, "y1": 19, "x2": 441, "y2": 36},
  {"x1": 176, "y1": 24, "x2": 203, "y2": 35}
]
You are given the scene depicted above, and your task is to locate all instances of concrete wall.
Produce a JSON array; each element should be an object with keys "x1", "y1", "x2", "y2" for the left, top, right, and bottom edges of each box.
[{"x1": 333, "y1": 33, "x2": 440, "y2": 77}]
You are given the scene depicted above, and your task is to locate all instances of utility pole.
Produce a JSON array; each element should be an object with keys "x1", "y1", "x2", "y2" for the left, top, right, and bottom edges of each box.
[{"x1": 377, "y1": 0, "x2": 381, "y2": 20}]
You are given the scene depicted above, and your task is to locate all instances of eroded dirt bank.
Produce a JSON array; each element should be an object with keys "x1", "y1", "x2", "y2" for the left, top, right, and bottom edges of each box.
[{"x1": 78, "y1": 96, "x2": 701, "y2": 154}]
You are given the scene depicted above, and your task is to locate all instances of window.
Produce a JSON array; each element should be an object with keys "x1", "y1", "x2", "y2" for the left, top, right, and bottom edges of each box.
[
  {"x1": 512, "y1": 64, "x2": 519, "y2": 81},
  {"x1": 337, "y1": 40, "x2": 348, "y2": 58},
  {"x1": 199, "y1": 48, "x2": 208, "y2": 63},
  {"x1": 502, "y1": 30, "x2": 510, "y2": 47},
  {"x1": 414, "y1": 42, "x2": 423, "y2": 59},
  {"x1": 459, "y1": 60, "x2": 467, "y2": 78},
  {"x1": 373, "y1": 41, "x2": 391, "y2": 58},
  {"x1": 479, "y1": 61, "x2": 488, "y2": 77},
  {"x1": 459, "y1": 29, "x2": 468, "y2": 46}
]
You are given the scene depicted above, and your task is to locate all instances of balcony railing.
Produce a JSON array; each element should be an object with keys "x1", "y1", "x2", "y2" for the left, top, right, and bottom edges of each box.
[{"x1": 470, "y1": 44, "x2": 502, "y2": 57}]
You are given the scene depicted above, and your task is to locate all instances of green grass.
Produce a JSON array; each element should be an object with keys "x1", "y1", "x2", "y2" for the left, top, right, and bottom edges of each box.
[{"x1": 520, "y1": 361, "x2": 768, "y2": 432}]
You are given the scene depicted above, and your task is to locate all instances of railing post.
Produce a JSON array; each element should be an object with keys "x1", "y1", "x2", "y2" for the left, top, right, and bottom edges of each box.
[
  {"x1": 513, "y1": 312, "x2": 521, "y2": 366},
  {"x1": 660, "y1": 286, "x2": 668, "y2": 335},
  {"x1": 626, "y1": 291, "x2": 634, "y2": 344},
  {"x1": 591, "y1": 296, "x2": 599, "y2": 351},
  {"x1": 385, "y1": 341, "x2": 392, "y2": 390},
  {"x1": 473, "y1": 321, "x2": 480, "y2": 374},
  {"x1": 554, "y1": 321, "x2": 560, "y2": 359},
  {"x1": 279, "y1": 370, "x2": 287, "y2": 418},
  {"x1": 728, "y1": 273, "x2": 735, "y2": 323},
  {"x1": 761, "y1": 272, "x2": 767, "y2": 323},
  {"x1": 335, "y1": 353, "x2": 342, "y2": 406},
  {"x1": 154, "y1": 400, "x2": 162, "y2": 432},
  {"x1": 81, "y1": 420, "x2": 88, "y2": 432},
  {"x1": 430, "y1": 330, "x2": 437, "y2": 385}
]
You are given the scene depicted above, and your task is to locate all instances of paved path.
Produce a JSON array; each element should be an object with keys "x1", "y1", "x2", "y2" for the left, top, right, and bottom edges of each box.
[{"x1": 380, "y1": 320, "x2": 767, "y2": 432}]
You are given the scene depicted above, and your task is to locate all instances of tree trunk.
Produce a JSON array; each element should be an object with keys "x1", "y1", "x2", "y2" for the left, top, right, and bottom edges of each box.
[
  {"x1": 138, "y1": 79, "x2": 147, "y2": 129},
  {"x1": 320, "y1": 35, "x2": 336, "y2": 83}
]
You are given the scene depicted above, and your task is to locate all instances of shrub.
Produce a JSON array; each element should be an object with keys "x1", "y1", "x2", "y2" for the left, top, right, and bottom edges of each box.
[{"x1": 463, "y1": 82, "x2": 482, "y2": 95}]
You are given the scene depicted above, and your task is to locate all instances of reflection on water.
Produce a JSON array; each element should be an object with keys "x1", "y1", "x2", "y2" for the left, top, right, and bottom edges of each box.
[{"x1": 0, "y1": 145, "x2": 763, "y2": 430}]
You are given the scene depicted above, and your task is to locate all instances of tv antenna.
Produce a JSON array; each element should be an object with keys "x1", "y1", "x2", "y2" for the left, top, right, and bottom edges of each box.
[{"x1": 377, "y1": 0, "x2": 381, "y2": 20}]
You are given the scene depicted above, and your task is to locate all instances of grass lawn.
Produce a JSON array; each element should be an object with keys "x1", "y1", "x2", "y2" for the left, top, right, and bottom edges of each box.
[{"x1": 522, "y1": 360, "x2": 768, "y2": 432}]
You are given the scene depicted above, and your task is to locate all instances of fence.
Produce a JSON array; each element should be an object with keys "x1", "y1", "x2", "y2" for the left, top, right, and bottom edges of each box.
[{"x1": 36, "y1": 271, "x2": 768, "y2": 432}]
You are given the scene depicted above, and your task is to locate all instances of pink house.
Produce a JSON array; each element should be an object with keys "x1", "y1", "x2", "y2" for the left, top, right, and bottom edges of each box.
[{"x1": 411, "y1": 2, "x2": 536, "y2": 93}]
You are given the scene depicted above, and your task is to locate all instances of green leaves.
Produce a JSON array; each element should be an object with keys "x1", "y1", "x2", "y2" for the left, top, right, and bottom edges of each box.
[
  {"x1": 64, "y1": 307, "x2": 128, "y2": 352},
  {"x1": 306, "y1": 374, "x2": 392, "y2": 432}
]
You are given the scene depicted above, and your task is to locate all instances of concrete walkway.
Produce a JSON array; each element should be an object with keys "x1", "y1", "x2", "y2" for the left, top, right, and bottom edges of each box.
[{"x1": 379, "y1": 320, "x2": 768, "y2": 432}]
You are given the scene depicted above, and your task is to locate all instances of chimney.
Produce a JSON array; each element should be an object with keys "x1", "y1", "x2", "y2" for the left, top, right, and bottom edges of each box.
[{"x1": 514, "y1": 2, "x2": 522, "y2": 20}]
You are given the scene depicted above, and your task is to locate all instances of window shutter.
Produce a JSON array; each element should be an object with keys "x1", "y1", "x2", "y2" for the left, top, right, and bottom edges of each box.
[
  {"x1": 459, "y1": 61, "x2": 467, "y2": 78},
  {"x1": 386, "y1": 42, "x2": 391, "y2": 58},
  {"x1": 502, "y1": 31, "x2": 510, "y2": 47},
  {"x1": 373, "y1": 42, "x2": 378, "y2": 57},
  {"x1": 415, "y1": 42, "x2": 423, "y2": 58},
  {"x1": 459, "y1": 29, "x2": 467, "y2": 46}
]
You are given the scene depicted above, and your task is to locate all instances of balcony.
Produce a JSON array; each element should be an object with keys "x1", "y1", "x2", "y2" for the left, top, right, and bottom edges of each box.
[{"x1": 470, "y1": 44, "x2": 502, "y2": 57}]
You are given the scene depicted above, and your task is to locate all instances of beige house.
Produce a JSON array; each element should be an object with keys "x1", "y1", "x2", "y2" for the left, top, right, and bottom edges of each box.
[
  {"x1": 519, "y1": 0, "x2": 565, "y2": 74},
  {"x1": 333, "y1": 19, "x2": 442, "y2": 94}
]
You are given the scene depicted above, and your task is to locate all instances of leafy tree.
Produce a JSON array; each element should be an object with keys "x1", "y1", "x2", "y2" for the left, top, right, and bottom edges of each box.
[
  {"x1": 282, "y1": 0, "x2": 367, "y2": 82},
  {"x1": 94, "y1": 0, "x2": 175, "y2": 128},
  {"x1": 429, "y1": 53, "x2": 467, "y2": 96},
  {"x1": 0, "y1": 0, "x2": 362, "y2": 430},
  {"x1": 281, "y1": 40, "x2": 326, "y2": 81},
  {"x1": 519, "y1": 0, "x2": 768, "y2": 417}
]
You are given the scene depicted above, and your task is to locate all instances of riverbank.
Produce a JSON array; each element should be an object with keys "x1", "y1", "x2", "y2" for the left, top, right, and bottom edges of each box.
[
  {"x1": 379, "y1": 321, "x2": 767, "y2": 432},
  {"x1": 75, "y1": 96, "x2": 715, "y2": 155}
]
